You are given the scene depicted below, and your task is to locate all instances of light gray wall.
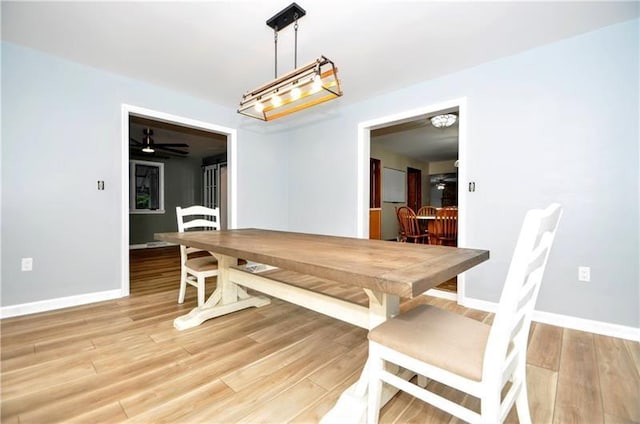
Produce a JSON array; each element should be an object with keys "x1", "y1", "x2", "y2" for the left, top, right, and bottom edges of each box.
[
  {"x1": 283, "y1": 20, "x2": 639, "y2": 327},
  {"x1": 1, "y1": 42, "x2": 288, "y2": 306},
  {"x1": 236, "y1": 130, "x2": 289, "y2": 231},
  {"x1": 129, "y1": 157, "x2": 203, "y2": 245}
]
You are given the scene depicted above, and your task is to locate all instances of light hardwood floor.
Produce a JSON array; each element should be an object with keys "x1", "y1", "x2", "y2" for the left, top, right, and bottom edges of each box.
[{"x1": 1, "y1": 247, "x2": 638, "y2": 423}]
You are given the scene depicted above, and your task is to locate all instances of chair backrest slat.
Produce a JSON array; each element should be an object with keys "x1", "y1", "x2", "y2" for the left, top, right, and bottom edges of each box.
[
  {"x1": 177, "y1": 207, "x2": 220, "y2": 231},
  {"x1": 182, "y1": 218, "x2": 218, "y2": 231},
  {"x1": 417, "y1": 206, "x2": 437, "y2": 216}
]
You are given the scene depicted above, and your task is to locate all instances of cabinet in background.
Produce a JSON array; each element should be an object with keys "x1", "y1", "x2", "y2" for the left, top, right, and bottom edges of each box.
[{"x1": 369, "y1": 208, "x2": 381, "y2": 240}]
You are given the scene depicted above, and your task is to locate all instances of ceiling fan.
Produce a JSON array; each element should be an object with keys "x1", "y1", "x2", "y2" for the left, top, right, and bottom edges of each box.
[{"x1": 129, "y1": 128, "x2": 189, "y2": 156}]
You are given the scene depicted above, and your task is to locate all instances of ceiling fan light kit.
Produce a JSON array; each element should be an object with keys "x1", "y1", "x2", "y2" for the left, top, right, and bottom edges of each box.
[
  {"x1": 130, "y1": 128, "x2": 189, "y2": 157},
  {"x1": 238, "y1": 2, "x2": 343, "y2": 121},
  {"x1": 430, "y1": 113, "x2": 457, "y2": 128},
  {"x1": 142, "y1": 129, "x2": 155, "y2": 153}
]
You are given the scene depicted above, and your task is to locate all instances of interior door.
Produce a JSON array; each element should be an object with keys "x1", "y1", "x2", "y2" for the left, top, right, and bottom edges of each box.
[{"x1": 407, "y1": 167, "x2": 422, "y2": 212}]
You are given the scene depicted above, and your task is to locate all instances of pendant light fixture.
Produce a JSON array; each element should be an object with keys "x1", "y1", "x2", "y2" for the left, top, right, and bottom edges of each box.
[{"x1": 238, "y1": 3, "x2": 343, "y2": 121}]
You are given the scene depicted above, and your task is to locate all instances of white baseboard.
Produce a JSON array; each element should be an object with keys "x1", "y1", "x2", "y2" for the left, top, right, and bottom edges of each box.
[
  {"x1": 129, "y1": 241, "x2": 176, "y2": 250},
  {"x1": 532, "y1": 310, "x2": 640, "y2": 342},
  {"x1": 455, "y1": 296, "x2": 639, "y2": 342},
  {"x1": 0, "y1": 289, "x2": 124, "y2": 319}
]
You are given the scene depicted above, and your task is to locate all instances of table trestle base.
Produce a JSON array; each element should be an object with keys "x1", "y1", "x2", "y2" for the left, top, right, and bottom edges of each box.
[
  {"x1": 173, "y1": 288, "x2": 271, "y2": 330},
  {"x1": 228, "y1": 267, "x2": 373, "y2": 329}
]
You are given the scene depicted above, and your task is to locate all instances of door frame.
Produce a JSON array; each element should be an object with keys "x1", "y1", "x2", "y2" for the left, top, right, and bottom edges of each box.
[
  {"x1": 120, "y1": 104, "x2": 237, "y2": 296},
  {"x1": 356, "y1": 97, "x2": 468, "y2": 301}
]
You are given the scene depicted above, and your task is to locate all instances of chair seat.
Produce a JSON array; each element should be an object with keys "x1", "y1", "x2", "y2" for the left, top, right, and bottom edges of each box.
[
  {"x1": 185, "y1": 256, "x2": 218, "y2": 272},
  {"x1": 368, "y1": 304, "x2": 490, "y2": 381}
]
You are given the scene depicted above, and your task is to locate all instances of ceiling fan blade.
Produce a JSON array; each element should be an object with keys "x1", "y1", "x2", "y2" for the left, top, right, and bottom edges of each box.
[
  {"x1": 156, "y1": 146, "x2": 188, "y2": 155},
  {"x1": 129, "y1": 137, "x2": 142, "y2": 145},
  {"x1": 155, "y1": 143, "x2": 189, "y2": 147}
]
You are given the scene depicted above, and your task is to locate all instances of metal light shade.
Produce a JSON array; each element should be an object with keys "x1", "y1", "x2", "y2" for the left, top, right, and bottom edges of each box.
[{"x1": 238, "y1": 56, "x2": 342, "y2": 121}]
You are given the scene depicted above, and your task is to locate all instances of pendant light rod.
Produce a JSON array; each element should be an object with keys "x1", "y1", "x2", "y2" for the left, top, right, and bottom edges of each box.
[
  {"x1": 294, "y1": 13, "x2": 299, "y2": 68},
  {"x1": 268, "y1": 3, "x2": 305, "y2": 77},
  {"x1": 274, "y1": 26, "x2": 278, "y2": 78}
]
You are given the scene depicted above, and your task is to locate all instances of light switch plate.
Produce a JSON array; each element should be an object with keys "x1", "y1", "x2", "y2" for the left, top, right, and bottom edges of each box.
[
  {"x1": 578, "y1": 266, "x2": 590, "y2": 282},
  {"x1": 21, "y1": 257, "x2": 33, "y2": 272}
]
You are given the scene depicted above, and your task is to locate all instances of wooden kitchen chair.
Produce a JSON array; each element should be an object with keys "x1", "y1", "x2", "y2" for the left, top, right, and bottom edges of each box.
[
  {"x1": 430, "y1": 207, "x2": 458, "y2": 246},
  {"x1": 396, "y1": 206, "x2": 429, "y2": 244},
  {"x1": 176, "y1": 205, "x2": 220, "y2": 307},
  {"x1": 367, "y1": 203, "x2": 563, "y2": 424},
  {"x1": 417, "y1": 205, "x2": 438, "y2": 237}
]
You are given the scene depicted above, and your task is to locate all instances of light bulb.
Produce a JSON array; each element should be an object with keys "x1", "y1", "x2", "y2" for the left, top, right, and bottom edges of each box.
[
  {"x1": 271, "y1": 94, "x2": 282, "y2": 107},
  {"x1": 311, "y1": 74, "x2": 322, "y2": 93},
  {"x1": 290, "y1": 86, "x2": 302, "y2": 100},
  {"x1": 254, "y1": 102, "x2": 265, "y2": 113}
]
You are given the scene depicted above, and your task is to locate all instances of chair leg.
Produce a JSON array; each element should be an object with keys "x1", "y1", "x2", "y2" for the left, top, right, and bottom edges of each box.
[
  {"x1": 480, "y1": 392, "x2": 501, "y2": 424},
  {"x1": 197, "y1": 274, "x2": 205, "y2": 307},
  {"x1": 178, "y1": 267, "x2": 188, "y2": 304},
  {"x1": 515, "y1": 366, "x2": 532, "y2": 424},
  {"x1": 367, "y1": 344, "x2": 384, "y2": 424}
]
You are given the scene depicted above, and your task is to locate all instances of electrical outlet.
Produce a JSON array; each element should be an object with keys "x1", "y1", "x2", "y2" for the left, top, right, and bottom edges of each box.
[
  {"x1": 578, "y1": 266, "x2": 590, "y2": 282},
  {"x1": 21, "y1": 257, "x2": 33, "y2": 272}
]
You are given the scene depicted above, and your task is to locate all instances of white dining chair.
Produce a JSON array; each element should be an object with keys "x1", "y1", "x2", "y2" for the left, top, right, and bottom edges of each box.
[
  {"x1": 176, "y1": 205, "x2": 220, "y2": 307},
  {"x1": 367, "y1": 203, "x2": 563, "y2": 424}
]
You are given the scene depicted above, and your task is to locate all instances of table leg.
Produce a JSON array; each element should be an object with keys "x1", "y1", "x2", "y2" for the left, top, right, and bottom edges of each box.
[
  {"x1": 320, "y1": 290, "x2": 409, "y2": 424},
  {"x1": 173, "y1": 254, "x2": 271, "y2": 331}
]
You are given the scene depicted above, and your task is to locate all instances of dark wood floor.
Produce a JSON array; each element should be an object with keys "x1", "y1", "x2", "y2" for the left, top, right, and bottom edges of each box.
[{"x1": 0, "y1": 246, "x2": 638, "y2": 423}]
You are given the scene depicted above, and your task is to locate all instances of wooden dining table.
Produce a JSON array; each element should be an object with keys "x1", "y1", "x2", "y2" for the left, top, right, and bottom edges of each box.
[{"x1": 154, "y1": 228, "x2": 489, "y2": 422}]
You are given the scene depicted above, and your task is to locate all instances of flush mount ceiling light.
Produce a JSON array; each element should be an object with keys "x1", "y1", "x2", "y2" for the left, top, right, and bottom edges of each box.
[
  {"x1": 430, "y1": 113, "x2": 457, "y2": 128},
  {"x1": 238, "y1": 3, "x2": 343, "y2": 121}
]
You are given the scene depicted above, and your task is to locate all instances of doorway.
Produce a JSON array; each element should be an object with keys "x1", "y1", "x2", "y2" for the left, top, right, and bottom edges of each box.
[
  {"x1": 120, "y1": 104, "x2": 237, "y2": 296},
  {"x1": 357, "y1": 98, "x2": 467, "y2": 301}
]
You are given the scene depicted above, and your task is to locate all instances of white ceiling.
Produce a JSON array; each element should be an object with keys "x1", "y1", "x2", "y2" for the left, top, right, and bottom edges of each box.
[{"x1": 2, "y1": 1, "x2": 638, "y2": 113}]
